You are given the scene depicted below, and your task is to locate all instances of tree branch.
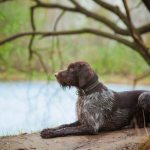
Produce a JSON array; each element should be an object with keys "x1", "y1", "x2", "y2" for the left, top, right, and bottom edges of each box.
[
  {"x1": 123, "y1": 0, "x2": 150, "y2": 64},
  {"x1": 29, "y1": 5, "x2": 37, "y2": 60},
  {"x1": 135, "y1": 23, "x2": 150, "y2": 35},
  {"x1": 0, "y1": 28, "x2": 137, "y2": 50},
  {"x1": 0, "y1": 0, "x2": 13, "y2": 3},
  {"x1": 70, "y1": 0, "x2": 128, "y2": 35},
  {"x1": 34, "y1": 0, "x2": 127, "y2": 35},
  {"x1": 142, "y1": 0, "x2": 150, "y2": 12},
  {"x1": 31, "y1": 0, "x2": 150, "y2": 36},
  {"x1": 93, "y1": 0, "x2": 128, "y2": 26},
  {"x1": 53, "y1": 10, "x2": 65, "y2": 69},
  {"x1": 33, "y1": 51, "x2": 48, "y2": 74},
  {"x1": 36, "y1": 1, "x2": 77, "y2": 12},
  {"x1": 93, "y1": 0, "x2": 150, "y2": 35}
]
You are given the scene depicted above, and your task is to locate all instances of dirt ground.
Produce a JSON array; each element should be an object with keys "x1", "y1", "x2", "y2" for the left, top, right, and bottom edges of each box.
[{"x1": 0, "y1": 128, "x2": 150, "y2": 150}]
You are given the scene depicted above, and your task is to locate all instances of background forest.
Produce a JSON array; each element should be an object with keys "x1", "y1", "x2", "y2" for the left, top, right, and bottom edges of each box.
[{"x1": 0, "y1": 0, "x2": 150, "y2": 84}]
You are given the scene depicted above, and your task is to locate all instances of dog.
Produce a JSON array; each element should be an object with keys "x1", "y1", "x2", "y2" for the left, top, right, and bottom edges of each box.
[{"x1": 41, "y1": 61, "x2": 150, "y2": 138}]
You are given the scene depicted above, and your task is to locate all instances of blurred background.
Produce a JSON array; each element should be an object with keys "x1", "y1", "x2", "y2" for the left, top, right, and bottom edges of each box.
[{"x1": 0, "y1": 0, "x2": 150, "y2": 136}]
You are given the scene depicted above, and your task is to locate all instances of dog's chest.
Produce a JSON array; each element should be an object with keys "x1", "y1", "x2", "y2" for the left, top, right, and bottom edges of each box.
[
  {"x1": 76, "y1": 90, "x2": 114, "y2": 124},
  {"x1": 76, "y1": 91, "x2": 132, "y2": 131}
]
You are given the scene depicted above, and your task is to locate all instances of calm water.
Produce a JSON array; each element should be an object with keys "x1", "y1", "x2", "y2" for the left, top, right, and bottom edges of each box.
[{"x1": 0, "y1": 81, "x2": 150, "y2": 136}]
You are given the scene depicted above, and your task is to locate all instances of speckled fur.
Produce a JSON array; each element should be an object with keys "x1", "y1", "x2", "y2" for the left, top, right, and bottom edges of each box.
[
  {"x1": 138, "y1": 92, "x2": 150, "y2": 111},
  {"x1": 41, "y1": 61, "x2": 150, "y2": 138},
  {"x1": 77, "y1": 89, "x2": 132, "y2": 132}
]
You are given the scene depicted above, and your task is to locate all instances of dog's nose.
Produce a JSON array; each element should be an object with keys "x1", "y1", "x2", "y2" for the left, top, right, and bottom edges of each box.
[{"x1": 54, "y1": 73, "x2": 58, "y2": 77}]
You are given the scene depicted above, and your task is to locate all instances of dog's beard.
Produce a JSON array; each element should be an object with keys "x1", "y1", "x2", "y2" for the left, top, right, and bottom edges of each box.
[
  {"x1": 60, "y1": 84, "x2": 72, "y2": 89},
  {"x1": 58, "y1": 82, "x2": 72, "y2": 89}
]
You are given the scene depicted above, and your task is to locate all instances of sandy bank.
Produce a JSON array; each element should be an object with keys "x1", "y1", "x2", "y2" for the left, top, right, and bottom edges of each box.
[{"x1": 0, "y1": 128, "x2": 150, "y2": 150}]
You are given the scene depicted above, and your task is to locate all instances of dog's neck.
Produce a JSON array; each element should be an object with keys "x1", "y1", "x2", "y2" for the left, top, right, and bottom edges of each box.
[{"x1": 78, "y1": 74, "x2": 107, "y2": 96}]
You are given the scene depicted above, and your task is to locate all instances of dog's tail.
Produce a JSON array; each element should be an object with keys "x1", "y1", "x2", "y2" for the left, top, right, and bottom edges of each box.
[{"x1": 138, "y1": 92, "x2": 150, "y2": 112}]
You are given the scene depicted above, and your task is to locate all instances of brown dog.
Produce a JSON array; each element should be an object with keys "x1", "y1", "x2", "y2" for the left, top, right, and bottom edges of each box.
[{"x1": 41, "y1": 61, "x2": 150, "y2": 138}]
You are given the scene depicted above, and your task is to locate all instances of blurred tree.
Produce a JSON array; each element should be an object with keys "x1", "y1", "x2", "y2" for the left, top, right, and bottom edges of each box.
[{"x1": 0, "y1": 0, "x2": 150, "y2": 67}]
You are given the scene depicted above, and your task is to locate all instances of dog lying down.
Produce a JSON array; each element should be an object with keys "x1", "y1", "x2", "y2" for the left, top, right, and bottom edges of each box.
[{"x1": 41, "y1": 61, "x2": 150, "y2": 138}]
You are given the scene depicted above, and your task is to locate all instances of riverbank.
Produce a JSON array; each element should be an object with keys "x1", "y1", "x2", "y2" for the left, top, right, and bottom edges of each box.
[
  {"x1": 0, "y1": 128, "x2": 150, "y2": 150},
  {"x1": 1, "y1": 72, "x2": 150, "y2": 86}
]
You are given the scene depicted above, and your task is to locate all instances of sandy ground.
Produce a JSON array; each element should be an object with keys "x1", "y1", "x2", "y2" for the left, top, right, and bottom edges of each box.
[{"x1": 0, "y1": 128, "x2": 150, "y2": 150}]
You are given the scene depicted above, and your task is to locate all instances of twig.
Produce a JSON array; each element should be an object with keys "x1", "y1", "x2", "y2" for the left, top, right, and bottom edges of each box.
[
  {"x1": 29, "y1": 6, "x2": 37, "y2": 60},
  {"x1": 93, "y1": 0, "x2": 128, "y2": 26},
  {"x1": 0, "y1": 0, "x2": 13, "y2": 3},
  {"x1": 53, "y1": 10, "x2": 65, "y2": 69},
  {"x1": 123, "y1": 0, "x2": 150, "y2": 63},
  {"x1": 133, "y1": 70, "x2": 150, "y2": 88},
  {"x1": 130, "y1": 0, "x2": 142, "y2": 11},
  {"x1": 33, "y1": 51, "x2": 48, "y2": 74}
]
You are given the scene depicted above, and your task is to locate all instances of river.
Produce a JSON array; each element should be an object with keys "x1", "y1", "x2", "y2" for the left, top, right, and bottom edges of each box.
[{"x1": 0, "y1": 81, "x2": 150, "y2": 136}]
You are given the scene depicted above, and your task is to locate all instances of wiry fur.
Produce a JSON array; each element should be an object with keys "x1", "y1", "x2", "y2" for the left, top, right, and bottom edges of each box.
[
  {"x1": 138, "y1": 92, "x2": 150, "y2": 111},
  {"x1": 77, "y1": 89, "x2": 132, "y2": 132},
  {"x1": 41, "y1": 61, "x2": 150, "y2": 138}
]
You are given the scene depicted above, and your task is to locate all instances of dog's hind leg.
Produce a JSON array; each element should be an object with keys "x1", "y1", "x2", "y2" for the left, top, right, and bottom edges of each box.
[
  {"x1": 138, "y1": 92, "x2": 150, "y2": 112},
  {"x1": 137, "y1": 92, "x2": 150, "y2": 127}
]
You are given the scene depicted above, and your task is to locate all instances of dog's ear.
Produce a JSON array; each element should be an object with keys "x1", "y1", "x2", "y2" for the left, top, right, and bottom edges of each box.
[
  {"x1": 78, "y1": 72, "x2": 87, "y2": 88},
  {"x1": 78, "y1": 65, "x2": 94, "y2": 88}
]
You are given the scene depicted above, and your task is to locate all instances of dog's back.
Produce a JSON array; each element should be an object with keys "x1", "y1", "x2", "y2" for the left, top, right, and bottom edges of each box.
[{"x1": 77, "y1": 89, "x2": 150, "y2": 132}]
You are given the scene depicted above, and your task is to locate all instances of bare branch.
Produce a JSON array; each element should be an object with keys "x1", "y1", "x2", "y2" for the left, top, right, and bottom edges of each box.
[
  {"x1": 33, "y1": 51, "x2": 48, "y2": 74},
  {"x1": 0, "y1": 28, "x2": 137, "y2": 50},
  {"x1": 123, "y1": 0, "x2": 142, "y2": 40},
  {"x1": 53, "y1": 10, "x2": 65, "y2": 31},
  {"x1": 93, "y1": 0, "x2": 150, "y2": 35},
  {"x1": 133, "y1": 70, "x2": 150, "y2": 87},
  {"x1": 142, "y1": 0, "x2": 150, "y2": 12},
  {"x1": 0, "y1": 0, "x2": 13, "y2": 3},
  {"x1": 29, "y1": 6, "x2": 37, "y2": 60},
  {"x1": 36, "y1": 1, "x2": 77, "y2": 12},
  {"x1": 70, "y1": 0, "x2": 128, "y2": 35},
  {"x1": 32, "y1": 1, "x2": 150, "y2": 36},
  {"x1": 53, "y1": 10, "x2": 65, "y2": 69},
  {"x1": 93, "y1": 0, "x2": 128, "y2": 26},
  {"x1": 123, "y1": 0, "x2": 150, "y2": 64},
  {"x1": 135, "y1": 23, "x2": 150, "y2": 35},
  {"x1": 35, "y1": 0, "x2": 128, "y2": 35}
]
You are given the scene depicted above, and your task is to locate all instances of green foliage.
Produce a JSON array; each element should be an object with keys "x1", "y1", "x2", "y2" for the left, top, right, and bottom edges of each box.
[
  {"x1": 0, "y1": 1, "x2": 149, "y2": 81},
  {"x1": 58, "y1": 36, "x2": 149, "y2": 77}
]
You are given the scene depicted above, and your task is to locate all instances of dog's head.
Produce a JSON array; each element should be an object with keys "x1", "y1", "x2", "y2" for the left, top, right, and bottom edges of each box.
[{"x1": 55, "y1": 61, "x2": 95, "y2": 88}]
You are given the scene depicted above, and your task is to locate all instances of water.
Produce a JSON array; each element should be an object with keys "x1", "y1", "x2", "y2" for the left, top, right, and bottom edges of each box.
[{"x1": 0, "y1": 81, "x2": 150, "y2": 136}]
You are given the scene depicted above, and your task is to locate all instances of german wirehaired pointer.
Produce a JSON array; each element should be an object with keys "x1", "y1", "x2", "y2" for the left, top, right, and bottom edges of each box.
[{"x1": 41, "y1": 61, "x2": 150, "y2": 138}]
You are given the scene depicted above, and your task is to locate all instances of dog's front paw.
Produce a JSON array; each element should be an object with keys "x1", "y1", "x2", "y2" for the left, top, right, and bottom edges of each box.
[{"x1": 40, "y1": 128, "x2": 55, "y2": 139}]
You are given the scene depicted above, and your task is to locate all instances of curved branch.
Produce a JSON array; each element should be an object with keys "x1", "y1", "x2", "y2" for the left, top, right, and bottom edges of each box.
[
  {"x1": 137, "y1": 23, "x2": 150, "y2": 35},
  {"x1": 53, "y1": 10, "x2": 65, "y2": 69},
  {"x1": 33, "y1": 51, "x2": 48, "y2": 74},
  {"x1": 33, "y1": 1, "x2": 150, "y2": 36},
  {"x1": 0, "y1": 0, "x2": 13, "y2": 3},
  {"x1": 35, "y1": 0, "x2": 128, "y2": 35},
  {"x1": 36, "y1": 2, "x2": 77, "y2": 12},
  {"x1": 93, "y1": 0, "x2": 128, "y2": 26},
  {"x1": 123, "y1": 0, "x2": 150, "y2": 64},
  {"x1": 70, "y1": 0, "x2": 128, "y2": 35},
  {"x1": 0, "y1": 28, "x2": 137, "y2": 50},
  {"x1": 29, "y1": 6, "x2": 37, "y2": 60}
]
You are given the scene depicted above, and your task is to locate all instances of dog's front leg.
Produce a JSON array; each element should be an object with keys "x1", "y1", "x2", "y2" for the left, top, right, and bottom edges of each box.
[
  {"x1": 41, "y1": 121, "x2": 80, "y2": 134},
  {"x1": 53, "y1": 121, "x2": 80, "y2": 129},
  {"x1": 41, "y1": 125, "x2": 96, "y2": 138}
]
